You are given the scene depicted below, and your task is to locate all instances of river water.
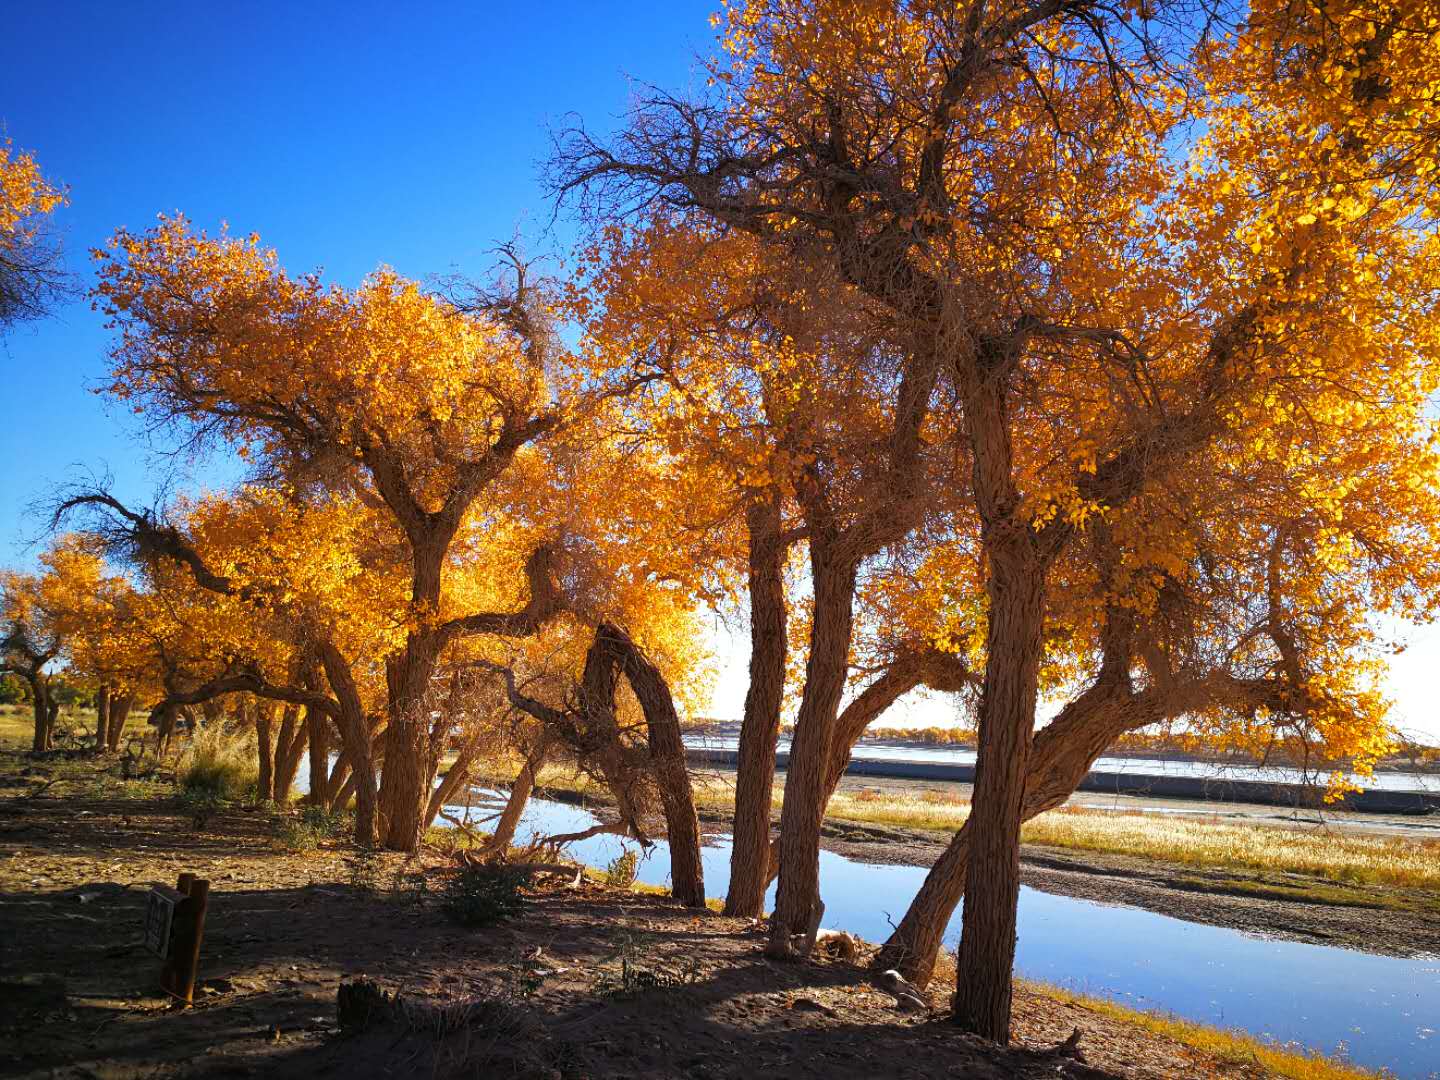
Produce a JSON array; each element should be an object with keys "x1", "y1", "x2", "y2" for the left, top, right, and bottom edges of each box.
[
  {"x1": 458, "y1": 791, "x2": 1440, "y2": 1079},
  {"x1": 687, "y1": 735, "x2": 1440, "y2": 795}
]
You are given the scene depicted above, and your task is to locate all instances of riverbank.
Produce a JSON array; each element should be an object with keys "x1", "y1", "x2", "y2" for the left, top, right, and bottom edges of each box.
[
  {"x1": 505, "y1": 771, "x2": 1440, "y2": 957},
  {"x1": 0, "y1": 756, "x2": 1382, "y2": 1080}
]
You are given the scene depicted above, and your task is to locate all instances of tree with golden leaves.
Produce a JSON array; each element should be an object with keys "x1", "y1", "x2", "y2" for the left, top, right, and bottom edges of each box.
[
  {"x1": 556, "y1": 0, "x2": 1440, "y2": 1040},
  {"x1": 0, "y1": 140, "x2": 67, "y2": 334}
]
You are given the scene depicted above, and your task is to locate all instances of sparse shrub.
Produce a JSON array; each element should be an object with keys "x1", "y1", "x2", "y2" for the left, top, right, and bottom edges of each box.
[
  {"x1": 279, "y1": 803, "x2": 350, "y2": 850},
  {"x1": 176, "y1": 724, "x2": 258, "y2": 800},
  {"x1": 302, "y1": 803, "x2": 348, "y2": 833},
  {"x1": 177, "y1": 788, "x2": 223, "y2": 830},
  {"x1": 423, "y1": 823, "x2": 486, "y2": 854},
  {"x1": 605, "y1": 848, "x2": 640, "y2": 889},
  {"x1": 387, "y1": 866, "x2": 431, "y2": 907},
  {"x1": 347, "y1": 847, "x2": 384, "y2": 892},
  {"x1": 276, "y1": 817, "x2": 324, "y2": 852},
  {"x1": 591, "y1": 933, "x2": 701, "y2": 997},
  {"x1": 441, "y1": 864, "x2": 530, "y2": 927}
]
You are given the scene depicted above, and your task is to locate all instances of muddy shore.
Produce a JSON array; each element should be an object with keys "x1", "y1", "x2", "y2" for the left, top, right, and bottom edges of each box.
[{"x1": 528, "y1": 782, "x2": 1440, "y2": 960}]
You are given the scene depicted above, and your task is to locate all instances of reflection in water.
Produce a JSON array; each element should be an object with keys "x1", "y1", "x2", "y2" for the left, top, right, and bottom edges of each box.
[{"x1": 457, "y1": 792, "x2": 1440, "y2": 1080}]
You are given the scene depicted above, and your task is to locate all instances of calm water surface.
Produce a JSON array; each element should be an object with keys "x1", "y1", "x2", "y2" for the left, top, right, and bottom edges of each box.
[
  {"x1": 688, "y1": 735, "x2": 1440, "y2": 794},
  {"x1": 457, "y1": 792, "x2": 1440, "y2": 1079}
]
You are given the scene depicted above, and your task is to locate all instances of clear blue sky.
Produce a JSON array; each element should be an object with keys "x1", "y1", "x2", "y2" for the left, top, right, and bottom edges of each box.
[
  {"x1": 0, "y1": 0, "x2": 716, "y2": 562},
  {"x1": 2, "y1": 3, "x2": 1435, "y2": 741}
]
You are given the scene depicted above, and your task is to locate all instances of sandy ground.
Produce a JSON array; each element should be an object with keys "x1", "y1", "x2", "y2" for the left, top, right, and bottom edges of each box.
[{"x1": 0, "y1": 789, "x2": 1294, "y2": 1080}]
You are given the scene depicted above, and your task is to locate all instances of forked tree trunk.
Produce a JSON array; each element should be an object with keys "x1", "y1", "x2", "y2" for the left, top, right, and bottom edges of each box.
[
  {"x1": 307, "y1": 709, "x2": 329, "y2": 806},
  {"x1": 725, "y1": 498, "x2": 789, "y2": 917},
  {"x1": 272, "y1": 706, "x2": 307, "y2": 804},
  {"x1": 876, "y1": 674, "x2": 1132, "y2": 985},
  {"x1": 603, "y1": 623, "x2": 706, "y2": 908},
  {"x1": 325, "y1": 753, "x2": 351, "y2": 810},
  {"x1": 951, "y1": 544, "x2": 1045, "y2": 1042},
  {"x1": 95, "y1": 686, "x2": 111, "y2": 753},
  {"x1": 767, "y1": 545, "x2": 857, "y2": 955},
  {"x1": 317, "y1": 641, "x2": 379, "y2": 845}
]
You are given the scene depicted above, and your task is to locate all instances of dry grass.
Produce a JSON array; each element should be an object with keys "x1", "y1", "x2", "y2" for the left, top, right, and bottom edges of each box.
[
  {"x1": 1022, "y1": 807, "x2": 1440, "y2": 891},
  {"x1": 526, "y1": 766, "x2": 1440, "y2": 894},
  {"x1": 0, "y1": 704, "x2": 101, "y2": 749},
  {"x1": 1029, "y1": 981, "x2": 1384, "y2": 1080}
]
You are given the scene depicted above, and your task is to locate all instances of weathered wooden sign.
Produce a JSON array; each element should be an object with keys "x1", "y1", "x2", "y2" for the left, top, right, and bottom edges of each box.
[
  {"x1": 144, "y1": 873, "x2": 211, "y2": 1005},
  {"x1": 143, "y1": 885, "x2": 182, "y2": 958}
]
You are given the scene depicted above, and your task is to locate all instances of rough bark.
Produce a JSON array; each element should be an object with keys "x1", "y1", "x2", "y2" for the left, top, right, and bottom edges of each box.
[
  {"x1": 316, "y1": 641, "x2": 379, "y2": 845},
  {"x1": 28, "y1": 675, "x2": 55, "y2": 753},
  {"x1": 271, "y1": 706, "x2": 307, "y2": 803},
  {"x1": 378, "y1": 542, "x2": 561, "y2": 853},
  {"x1": 325, "y1": 753, "x2": 351, "y2": 811},
  {"x1": 255, "y1": 704, "x2": 275, "y2": 804},
  {"x1": 306, "y1": 708, "x2": 329, "y2": 806},
  {"x1": 724, "y1": 497, "x2": 789, "y2": 917},
  {"x1": 377, "y1": 633, "x2": 440, "y2": 852},
  {"x1": 602, "y1": 622, "x2": 706, "y2": 908},
  {"x1": 767, "y1": 542, "x2": 857, "y2": 956},
  {"x1": 761, "y1": 654, "x2": 942, "y2": 888},
  {"x1": 875, "y1": 672, "x2": 1129, "y2": 986},
  {"x1": 482, "y1": 752, "x2": 543, "y2": 854},
  {"x1": 951, "y1": 544, "x2": 1044, "y2": 1041},
  {"x1": 107, "y1": 693, "x2": 133, "y2": 752},
  {"x1": 95, "y1": 686, "x2": 111, "y2": 753}
]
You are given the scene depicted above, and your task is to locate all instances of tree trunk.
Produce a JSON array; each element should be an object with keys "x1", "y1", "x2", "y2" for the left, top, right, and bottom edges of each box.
[
  {"x1": 877, "y1": 652, "x2": 1146, "y2": 985},
  {"x1": 604, "y1": 623, "x2": 706, "y2": 908},
  {"x1": 107, "y1": 693, "x2": 133, "y2": 752},
  {"x1": 767, "y1": 544, "x2": 857, "y2": 956},
  {"x1": 424, "y1": 721, "x2": 505, "y2": 832},
  {"x1": 307, "y1": 708, "x2": 329, "y2": 806},
  {"x1": 758, "y1": 655, "x2": 934, "y2": 889},
  {"x1": 325, "y1": 753, "x2": 351, "y2": 810},
  {"x1": 482, "y1": 752, "x2": 543, "y2": 854},
  {"x1": 28, "y1": 674, "x2": 53, "y2": 753},
  {"x1": 951, "y1": 545, "x2": 1045, "y2": 1042},
  {"x1": 255, "y1": 704, "x2": 275, "y2": 804},
  {"x1": 95, "y1": 686, "x2": 111, "y2": 753},
  {"x1": 316, "y1": 640, "x2": 378, "y2": 845},
  {"x1": 725, "y1": 498, "x2": 789, "y2": 917},
  {"x1": 272, "y1": 706, "x2": 307, "y2": 803},
  {"x1": 377, "y1": 634, "x2": 443, "y2": 852}
]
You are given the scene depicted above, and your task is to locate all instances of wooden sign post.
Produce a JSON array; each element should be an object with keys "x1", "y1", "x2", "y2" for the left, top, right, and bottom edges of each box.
[{"x1": 145, "y1": 872, "x2": 210, "y2": 1005}]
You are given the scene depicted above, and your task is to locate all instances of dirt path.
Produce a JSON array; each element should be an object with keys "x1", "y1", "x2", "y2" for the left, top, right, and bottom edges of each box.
[{"x1": 1, "y1": 790, "x2": 1293, "y2": 1080}]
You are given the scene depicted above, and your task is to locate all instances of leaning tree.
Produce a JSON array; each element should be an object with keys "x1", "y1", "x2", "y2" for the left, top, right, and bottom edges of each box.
[{"x1": 554, "y1": 0, "x2": 1440, "y2": 1040}]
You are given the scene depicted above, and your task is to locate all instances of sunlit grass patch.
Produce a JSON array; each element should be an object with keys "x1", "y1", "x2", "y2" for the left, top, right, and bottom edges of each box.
[
  {"x1": 1028, "y1": 981, "x2": 1385, "y2": 1080},
  {"x1": 1023, "y1": 807, "x2": 1440, "y2": 892},
  {"x1": 502, "y1": 764, "x2": 1440, "y2": 895}
]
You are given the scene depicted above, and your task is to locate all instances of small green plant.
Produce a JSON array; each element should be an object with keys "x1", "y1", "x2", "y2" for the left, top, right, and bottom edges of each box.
[
  {"x1": 275, "y1": 817, "x2": 323, "y2": 852},
  {"x1": 387, "y1": 866, "x2": 431, "y2": 907},
  {"x1": 591, "y1": 933, "x2": 701, "y2": 998},
  {"x1": 441, "y1": 864, "x2": 530, "y2": 927},
  {"x1": 276, "y1": 803, "x2": 351, "y2": 850},
  {"x1": 347, "y1": 847, "x2": 384, "y2": 892},
  {"x1": 300, "y1": 804, "x2": 349, "y2": 835},
  {"x1": 176, "y1": 788, "x2": 223, "y2": 830},
  {"x1": 176, "y1": 724, "x2": 258, "y2": 800},
  {"x1": 604, "y1": 848, "x2": 640, "y2": 889}
]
